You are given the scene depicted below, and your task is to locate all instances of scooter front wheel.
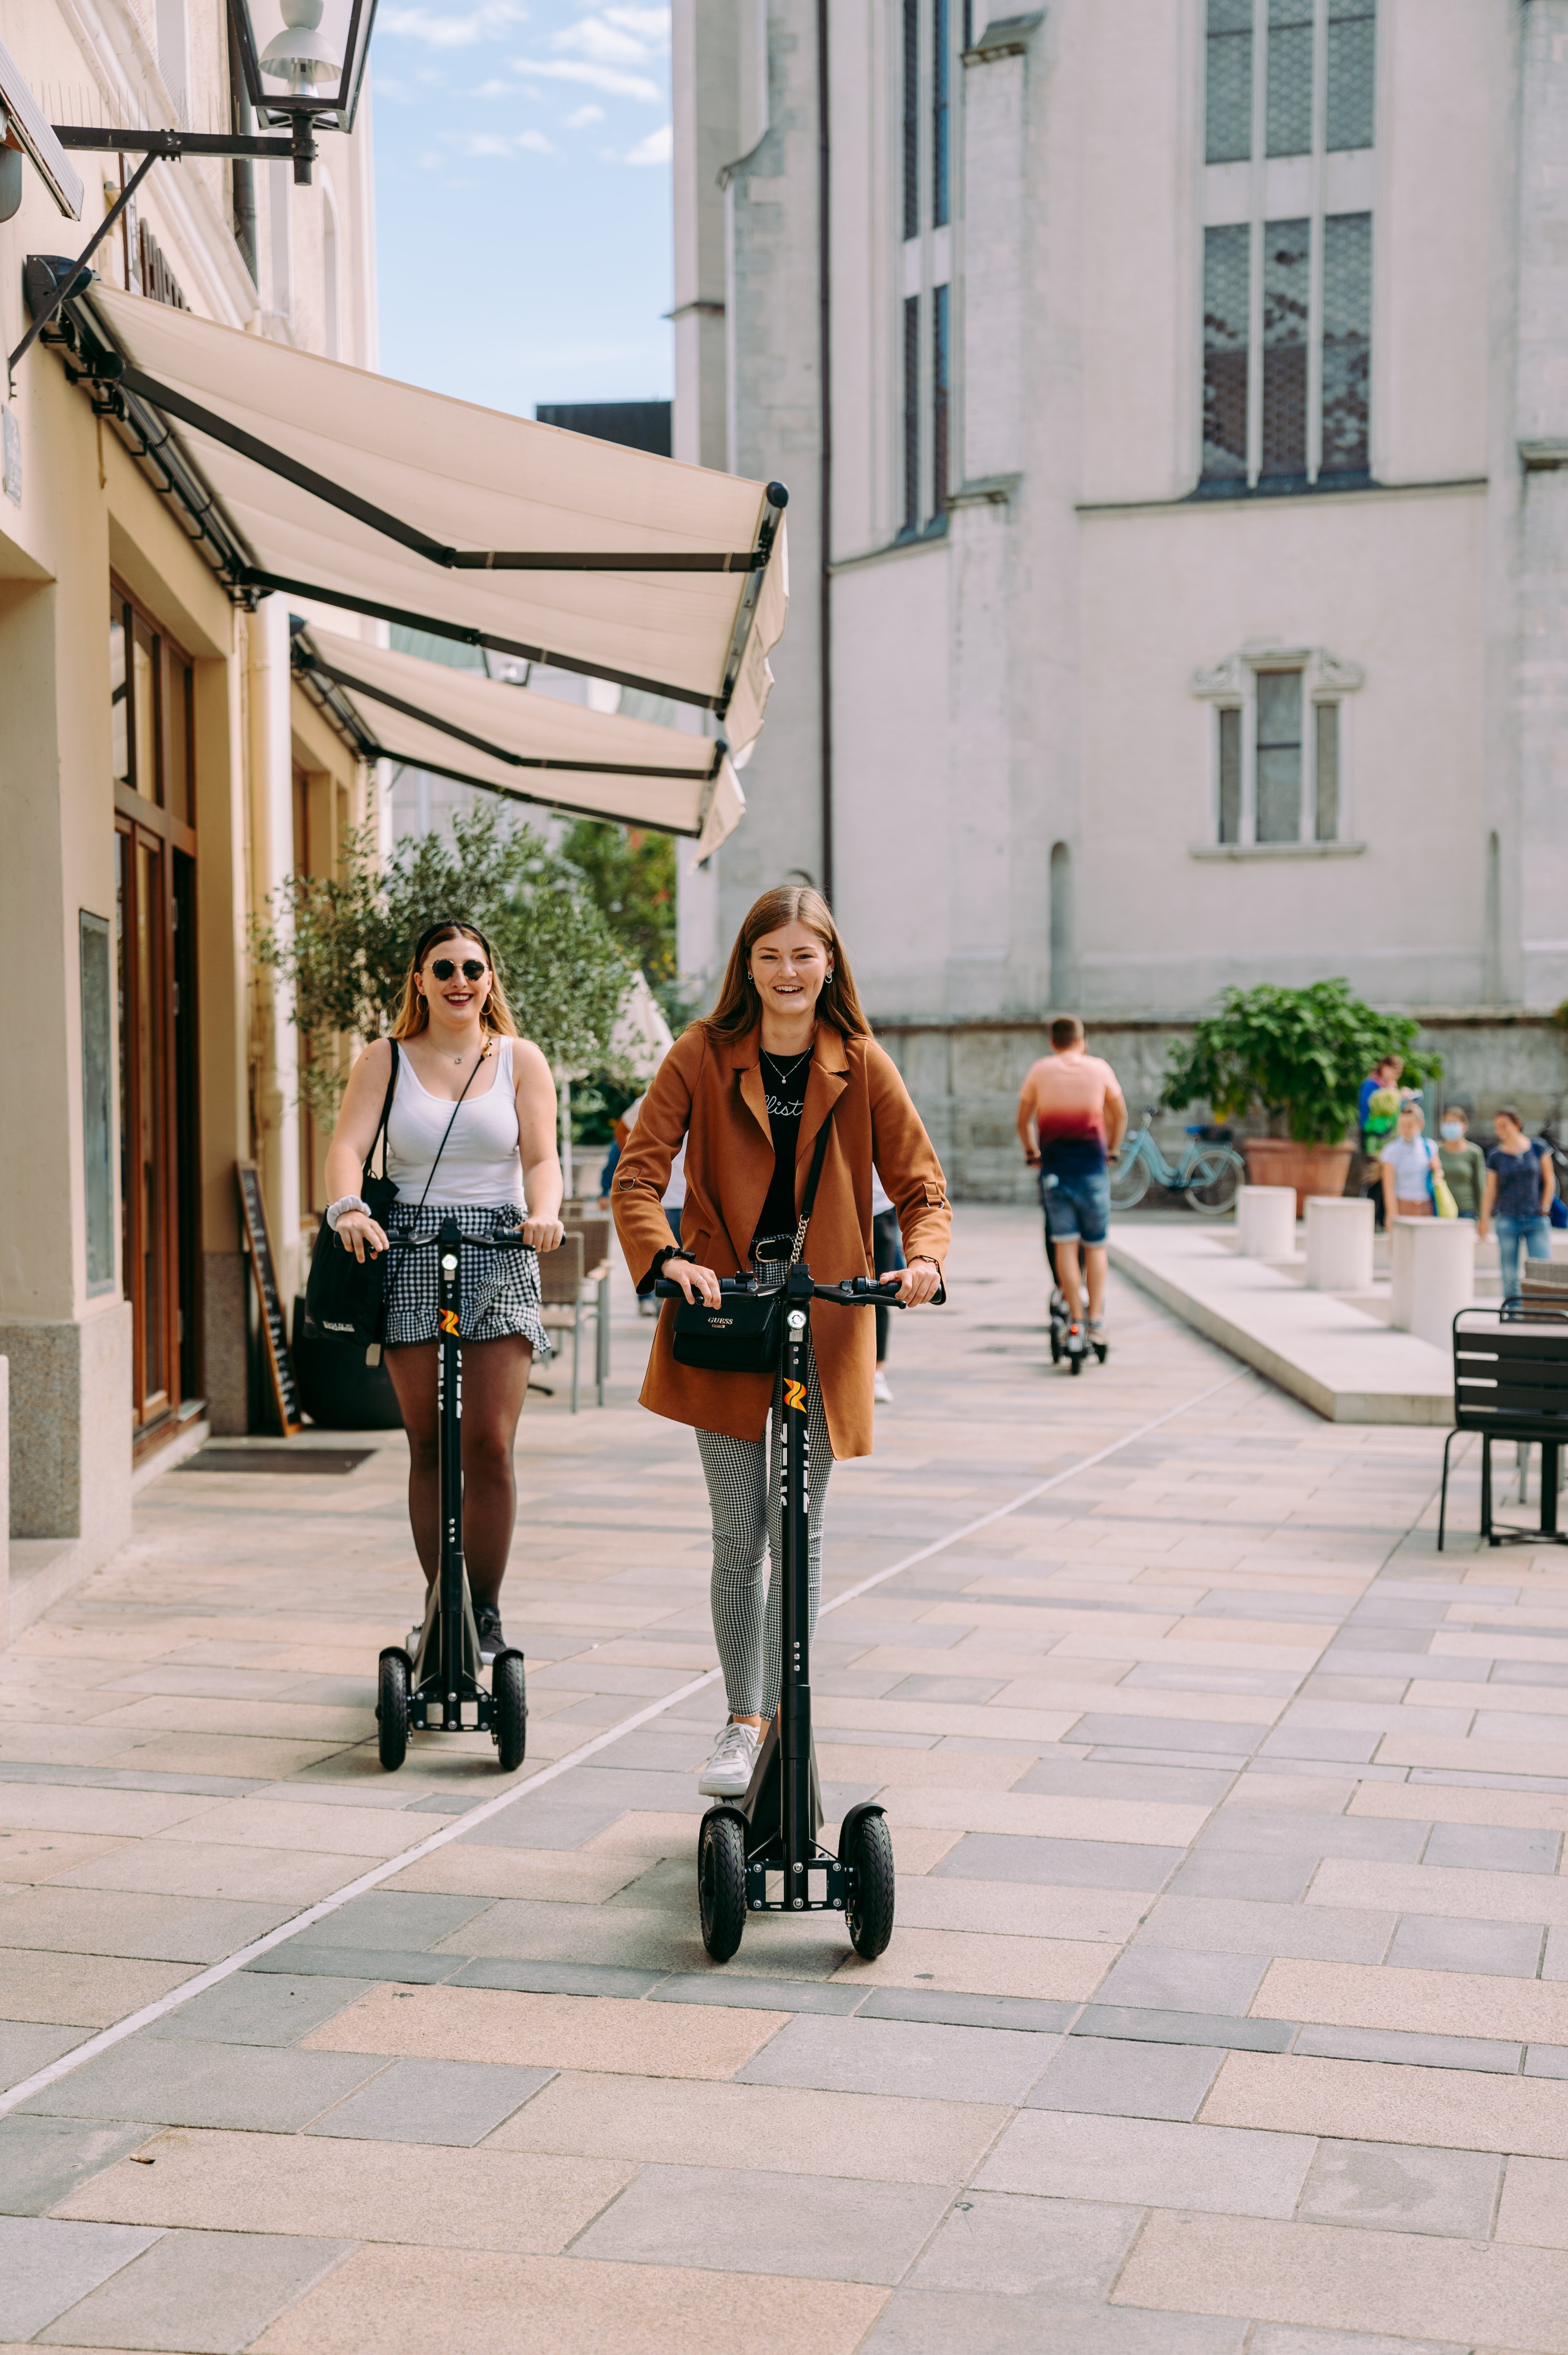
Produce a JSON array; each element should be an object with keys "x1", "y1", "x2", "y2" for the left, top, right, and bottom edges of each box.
[
  {"x1": 698, "y1": 1809, "x2": 748, "y2": 1962},
  {"x1": 493, "y1": 1650, "x2": 528, "y2": 1772},
  {"x1": 843, "y1": 1808, "x2": 896, "y2": 1959},
  {"x1": 377, "y1": 1649, "x2": 410, "y2": 1772}
]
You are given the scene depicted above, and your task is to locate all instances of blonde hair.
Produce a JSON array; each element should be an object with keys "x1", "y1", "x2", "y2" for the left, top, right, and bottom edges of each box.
[
  {"x1": 703, "y1": 885, "x2": 871, "y2": 1047},
  {"x1": 389, "y1": 920, "x2": 519, "y2": 1041}
]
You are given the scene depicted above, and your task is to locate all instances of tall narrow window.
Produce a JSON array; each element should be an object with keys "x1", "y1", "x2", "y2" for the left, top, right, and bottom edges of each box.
[
  {"x1": 902, "y1": 0, "x2": 920, "y2": 241},
  {"x1": 1266, "y1": 0, "x2": 1313, "y2": 158},
  {"x1": 1205, "y1": 0, "x2": 1253, "y2": 164},
  {"x1": 1327, "y1": 0, "x2": 1377, "y2": 150},
  {"x1": 932, "y1": 283, "x2": 950, "y2": 514},
  {"x1": 1260, "y1": 217, "x2": 1310, "y2": 481},
  {"x1": 1218, "y1": 708, "x2": 1243, "y2": 844},
  {"x1": 80, "y1": 910, "x2": 115, "y2": 1294},
  {"x1": 932, "y1": 0, "x2": 949, "y2": 228},
  {"x1": 1202, "y1": 226, "x2": 1250, "y2": 482},
  {"x1": 903, "y1": 294, "x2": 921, "y2": 532},
  {"x1": 1314, "y1": 702, "x2": 1341, "y2": 841},
  {"x1": 1255, "y1": 669, "x2": 1303, "y2": 842},
  {"x1": 1320, "y1": 212, "x2": 1372, "y2": 476}
]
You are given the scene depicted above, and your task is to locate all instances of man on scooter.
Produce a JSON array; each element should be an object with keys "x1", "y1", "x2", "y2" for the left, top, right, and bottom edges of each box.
[{"x1": 1017, "y1": 1016, "x2": 1127, "y2": 1356}]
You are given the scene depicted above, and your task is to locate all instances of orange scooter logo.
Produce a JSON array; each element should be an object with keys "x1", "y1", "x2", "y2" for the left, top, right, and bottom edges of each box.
[
  {"x1": 783, "y1": 1379, "x2": 806, "y2": 1413},
  {"x1": 439, "y1": 1309, "x2": 459, "y2": 1336}
]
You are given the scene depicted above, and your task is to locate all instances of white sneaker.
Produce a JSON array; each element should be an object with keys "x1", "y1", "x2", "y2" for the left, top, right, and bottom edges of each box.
[
  {"x1": 699, "y1": 1719, "x2": 760, "y2": 1798},
  {"x1": 873, "y1": 1369, "x2": 893, "y2": 1404}
]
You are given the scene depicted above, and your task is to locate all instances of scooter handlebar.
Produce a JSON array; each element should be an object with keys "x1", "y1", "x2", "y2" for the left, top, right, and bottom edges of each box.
[{"x1": 652, "y1": 1272, "x2": 945, "y2": 1307}]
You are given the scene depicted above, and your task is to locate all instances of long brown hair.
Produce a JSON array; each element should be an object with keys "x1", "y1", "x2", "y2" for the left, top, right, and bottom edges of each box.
[
  {"x1": 389, "y1": 920, "x2": 519, "y2": 1040},
  {"x1": 703, "y1": 886, "x2": 871, "y2": 1048}
]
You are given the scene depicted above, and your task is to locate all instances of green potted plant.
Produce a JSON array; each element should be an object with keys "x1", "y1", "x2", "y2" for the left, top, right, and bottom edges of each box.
[{"x1": 1164, "y1": 980, "x2": 1441, "y2": 1213}]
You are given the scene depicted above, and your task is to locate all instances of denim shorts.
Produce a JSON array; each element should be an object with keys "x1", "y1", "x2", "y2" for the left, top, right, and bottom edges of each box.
[{"x1": 1040, "y1": 1164, "x2": 1110, "y2": 1246}]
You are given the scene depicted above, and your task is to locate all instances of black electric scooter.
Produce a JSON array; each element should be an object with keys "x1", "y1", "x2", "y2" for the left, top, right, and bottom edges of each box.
[
  {"x1": 1049, "y1": 1283, "x2": 1107, "y2": 1374},
  {"x1": 657, "y1": 1260, "x2": 944, "y2": 1963},
  {"x1": 376, "y1": 1217, "x2": 530, "y2": 1773}
]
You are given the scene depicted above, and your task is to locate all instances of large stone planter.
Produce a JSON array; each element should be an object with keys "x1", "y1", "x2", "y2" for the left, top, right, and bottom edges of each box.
[{"x1": 1241, "y1": 1138, "x2": 1354, "y2": 1218}]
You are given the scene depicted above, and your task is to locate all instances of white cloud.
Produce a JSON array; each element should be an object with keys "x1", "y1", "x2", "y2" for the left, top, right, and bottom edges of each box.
[
  {"x1": 381, "y1": 0, "x2": 526, "y2": 47},
  {"x1": 516, "y1": 127, "x2": 554, "y2": 151},
  {"x1": 472, "y1": 75, "x2": 512, "y2": 93},
  {"x1": 624, "y1": 121, "x2": 671, "y2": 166},
  {"x1": 603, "y1": 6, "x2": 669, "y2": 46},
  {"x1": 456, "y1": 125, "x2": 553, "y2": 155},
  {"x1": 509, "y1": 56, "x2": 661, "y2": 100},
  {"x1": 564, "y1": 103, "x2": 605, "y2": 127},
  {"x1": 554, "y1": 15, "x2": 650, "y2": 64}
]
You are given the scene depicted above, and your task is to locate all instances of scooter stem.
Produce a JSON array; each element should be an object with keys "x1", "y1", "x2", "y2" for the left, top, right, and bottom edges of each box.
[
  {"x1": 437, "y1": 1215, "x2": 465, "y2": 1720},
  {"x1": 780, "y1": 1267, "x2": 814, "y2": 1904}
]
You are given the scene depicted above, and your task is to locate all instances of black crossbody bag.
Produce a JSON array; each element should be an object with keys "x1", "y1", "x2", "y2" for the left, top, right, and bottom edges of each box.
[{"x1": 672, "y1": 1107, "x2": 837, "y2": 1375}]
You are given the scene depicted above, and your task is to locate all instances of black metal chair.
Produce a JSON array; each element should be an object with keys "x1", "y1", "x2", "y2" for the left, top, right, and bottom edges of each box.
[{"x1": 1440, "y1": 1301, "x2": 1568, "y2": 1549}]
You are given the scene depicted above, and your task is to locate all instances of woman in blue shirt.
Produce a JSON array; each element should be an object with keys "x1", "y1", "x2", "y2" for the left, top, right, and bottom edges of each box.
[{"x1": 1484, "y1": 1105, "x2": 1556, "y2": 1300}]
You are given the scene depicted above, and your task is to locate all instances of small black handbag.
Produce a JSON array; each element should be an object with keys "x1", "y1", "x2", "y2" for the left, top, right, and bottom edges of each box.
[
  {"x1": 672, "y1": 1109, "x2": 836, "y2": 1375},
  {"x1": 302, "y1": 1045, "x2": 402, "y2": 1356}
]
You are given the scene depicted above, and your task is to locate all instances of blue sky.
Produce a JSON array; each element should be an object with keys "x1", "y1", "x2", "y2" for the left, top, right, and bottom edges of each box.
[{"x1": 369, "y1": 1, "x2": 673, "y2": 417}]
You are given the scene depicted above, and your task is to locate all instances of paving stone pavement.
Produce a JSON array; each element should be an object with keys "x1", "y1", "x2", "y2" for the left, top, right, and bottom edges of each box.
[{"x1": 4, "y1": 1203, "x2": 1568, "y2": 2351}]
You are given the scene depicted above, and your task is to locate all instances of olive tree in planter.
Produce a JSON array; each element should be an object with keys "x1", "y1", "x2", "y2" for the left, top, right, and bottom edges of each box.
[{"x1": 1163, "y1": 980, "x2": 1442, "y2": 1212}]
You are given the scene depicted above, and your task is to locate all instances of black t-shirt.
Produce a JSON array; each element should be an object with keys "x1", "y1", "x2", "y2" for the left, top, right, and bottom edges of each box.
[{"x1": 751, "y1": 1047, "x2": 810, "y2": 1261}]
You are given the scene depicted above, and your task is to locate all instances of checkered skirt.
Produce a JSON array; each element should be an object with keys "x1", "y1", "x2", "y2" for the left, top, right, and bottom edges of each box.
[{"x1": 382, "y1": 1202, "x2": 552, "y2": 1354}]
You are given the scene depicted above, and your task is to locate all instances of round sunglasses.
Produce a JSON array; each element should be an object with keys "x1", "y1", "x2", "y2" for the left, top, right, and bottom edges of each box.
[{"x1": 427, "y1": 957, "x2": 488, "y2": 982}]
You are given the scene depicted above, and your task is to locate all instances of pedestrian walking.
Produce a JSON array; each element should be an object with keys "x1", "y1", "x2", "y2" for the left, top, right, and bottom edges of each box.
[
  {"x1": 612, "y1": 885, "x2": 949, "y2": 1799},
  {"x1": 1485, "y1": 1103, "x2": 1557, "y2": 1300},
  {"x1": 1437, "y1": 1107, "x2": 1487, "y2": 1225},
  {"x1": 1016, "y1": 1016, "x2": 1127, "y2": 1349},
  {"x1": 322, "y1": 920, "x2": 565, "y2": 1664},
  {"x1": 1379, "y1": 1098, "x2": 1439, "y2": 1224},
  {"x1": 1360, "y1": 1053, "x2": 1404, "y2": 1227}
]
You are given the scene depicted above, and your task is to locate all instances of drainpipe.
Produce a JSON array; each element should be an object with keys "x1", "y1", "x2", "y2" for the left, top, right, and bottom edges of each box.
[
  {"x1": 816, "y1": 0, "x2": 834, "y2": 906},
  {"x1": 228, "y1": 28, "x2": 257, "y2": 284}
]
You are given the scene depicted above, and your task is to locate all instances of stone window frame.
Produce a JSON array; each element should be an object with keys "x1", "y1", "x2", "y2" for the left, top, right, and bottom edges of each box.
[{"x1": 1192, "y1": 641, "x2": 1365, "y2": 853}]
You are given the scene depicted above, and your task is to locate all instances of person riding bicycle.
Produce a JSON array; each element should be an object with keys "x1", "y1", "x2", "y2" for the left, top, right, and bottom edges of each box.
[
  {"x1": 612, "y1": 885, "x2": 949, "y2": 1801},
  {"x1": 1017, "y1": 1015, "x2": 1126, "y2": 1349},
  {"x1": 322, "y1": 920, "x2": 565, "y2": 1667}
]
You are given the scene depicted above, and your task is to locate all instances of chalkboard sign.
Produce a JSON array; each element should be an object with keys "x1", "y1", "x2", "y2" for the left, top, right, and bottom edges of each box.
[{"x1": 236, "y1": 1163, "x2": 301, "y2": 1436}]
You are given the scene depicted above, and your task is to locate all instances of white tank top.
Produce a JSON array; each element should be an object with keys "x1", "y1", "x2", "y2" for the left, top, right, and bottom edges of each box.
[{"x1": 385, "y1": 1038, "x2": 526, "y2": 1209}]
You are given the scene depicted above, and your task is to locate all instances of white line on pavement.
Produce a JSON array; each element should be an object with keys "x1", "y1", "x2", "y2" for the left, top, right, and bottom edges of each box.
[{"x1": 0, "y1": 1362, "x2": 1249, "y2": 2119}]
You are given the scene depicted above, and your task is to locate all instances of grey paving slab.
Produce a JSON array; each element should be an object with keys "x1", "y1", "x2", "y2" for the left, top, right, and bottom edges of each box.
[
  {"x1": 20, "y1": 2037, "x2": 387, "y2": 2130},
  {"x1": 581, "y1": 1729, "x2": 711, "y2": 1772},
  {"x1": 650, "y1": 1972, "x2": 864, "y2": 2014},
  {"x1": 1093, "y1": 1945, "x2": 1267, "y2": 2016},
  {"x1": 0, "y1": 2021, "x2": 90, "y2": 2088},
  {"x1": 1320, "y1": 1649, "x2": 1477, "y2": 1681},
  {"x1": 452, "y1": 1957, "x2": 667, "y2": 1998},
  {"x1": 1424, "y1": 1818, "x2": 1562, "y2": 1874},
  {"x1": 1256, "y1": 1727, "x2": 1381, "y2": 1764},
  {"x1": 0, "y1": 2116, "x2": 158, "y2": 2216},
  {"x1": 1072, "y1": 2004, "x2": 1293, "y2": 2053},
  {"x1": 249, "y1": 1942, "x2": 470, "y2": 1983},
  {"x1": 736, "y1": 2014, "x2": 1053, "y2": 2105},
  {"x1": 404, "y1": 1789, "x2": 493, "y2": 1813},
  {"x1": 1293, "y1": 2023, "x2": 1523, "y2": 2072},
  {"x1": 305, "y1": 2056, "x2": 553, "y2": 2144},
  {"x1": 455, "y1": 1799, "x2": 629, "y2": 1850},
  {"x1": 1122, "y1": 1663, "x2": 1303, "y2": 1696},
  {"x1": 888, "y1": 1674, "x2": 1007, "y2": 1703},
  {"x1": 0, "y1": 1762, "x2": 264, "y2": 1797},
  {"x1": 0, "y1": 2215, "x2": 161, "y2": 2340},
  {"x1": 1027, "y1": 2036, "x2": 1224, "y2": 2122},
  {"x1": 147, "y1": 1972, "x2": 367, "y2": 2047},
  {"x1": 906, "y1": 2189, "x2": 1142, "y2": 2298},
  {"x1": 1011, "y1": 1758, "x2": 1233, "y2": 1806},
  {"x1": 932, "y1": 1835, "x2": 1184, "y2": 1891},
  {"x1": 859, "y1": 2288, "x2": 1249, "y2": 2355},
  {"x1": 1164, "y1": 1849, "x2": 1315, "y2": 1902},
  {"x1": 294, "y1": 1891, "x2": 493, "y2": 1949},
  {"x1": 1490, "y1": 1658, "x2": 1568, "y2": 1687},
  {"x1": 1196, "y1": 1810, "x2": 1428, "y2": 1862},
  {"x1": 1526, "y1": 2043, "x2": 1568, "y2": 2076},
  {"x1": 39, "y1": 2224, "x2": 352, "y2": 2351},
  {"x1": 1250, "y1": 2331, "x2": 1467, "y2": 2355},
  {"x1": 1298, "y1": 2136, "x2": 1502, "y2": 2239},
  {"x1": 1068, "y1": 1715, "x2": 1260, "y2": 1756},
  {"x1": 1090, "y1": 1745, "x2": 1260, "y2": 1774},
  {"x1": 1387, "y1": 1911, "x2": 1546, "y2": 1976},
  {"x1": 570, "y1": 2162, "x2": 952, "y2": 2283},
  {"x1": 859, "y1": 1990, "x2": 1076, "y2": 2034},
  {"x1": 975, "y1": 2107, "x2": 1315, "y2": 2217}
]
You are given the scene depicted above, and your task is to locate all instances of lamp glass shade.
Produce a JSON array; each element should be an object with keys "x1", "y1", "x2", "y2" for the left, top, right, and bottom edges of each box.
[{"x1": 230, "y1": 0, "x2": 377, "y2": 125}]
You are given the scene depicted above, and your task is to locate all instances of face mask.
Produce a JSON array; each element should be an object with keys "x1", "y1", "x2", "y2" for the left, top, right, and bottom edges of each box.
[{"x1": 1441, "y1": 1122, "x2": 1464, "y2": 1141}]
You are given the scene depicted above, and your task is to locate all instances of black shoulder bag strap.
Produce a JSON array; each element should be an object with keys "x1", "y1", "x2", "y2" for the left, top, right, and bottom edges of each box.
[
  {"x1": 374, "y1": 1041, "x2": 493, "y2": 1354},
  {"x1": 787, "y1": 1101, "x2": 838, "y2": 1268}
]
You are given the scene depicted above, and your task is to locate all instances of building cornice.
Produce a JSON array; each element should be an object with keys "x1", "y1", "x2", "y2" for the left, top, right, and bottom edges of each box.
[{"x1": 1078, "y1": 476, "x2": 1488, "y2": 517}]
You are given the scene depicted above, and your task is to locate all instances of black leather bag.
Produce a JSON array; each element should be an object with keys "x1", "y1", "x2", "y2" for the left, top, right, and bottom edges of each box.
[
  {"x1": 672, "y1": 1109, "x2": 835, "y2": 1374},
  {"x1": 303, "y1": 1045, "x2": 401, "y2": 1355}
]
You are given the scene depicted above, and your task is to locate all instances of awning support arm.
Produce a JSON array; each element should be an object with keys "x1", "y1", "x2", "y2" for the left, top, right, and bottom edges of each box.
[
  {"x1": 360, "y1": 748, "x2": 700, "y2": 839},
  {"x1": 7, "y1": 159, "x2": 157, "y2": 388}
]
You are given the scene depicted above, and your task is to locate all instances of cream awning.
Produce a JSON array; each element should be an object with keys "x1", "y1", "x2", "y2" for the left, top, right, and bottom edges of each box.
[
  {"x1": 82, "y1": 285, "x2": 788, "y2": 759},
  {"x1": 295, "y1": 625, "x2": 745, "y2": 858}
]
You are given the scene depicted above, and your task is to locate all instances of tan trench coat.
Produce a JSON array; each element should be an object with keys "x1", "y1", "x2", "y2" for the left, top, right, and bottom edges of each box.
[{"x1": 612, "y1": 1023, "x2": 951, "y2": 1459}]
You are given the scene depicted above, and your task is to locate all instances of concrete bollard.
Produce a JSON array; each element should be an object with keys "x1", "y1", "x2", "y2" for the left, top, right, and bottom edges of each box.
[
  {"x1": 1305, "y1": 1195, "x2": 1375, "y2": 1293},
  {"x1": 1390, "y1": 1217, "x2": 1478, "y2": 1350},
  {"x1": 1235, "y1": 1185, "x2": 1298, "y2": 1259}
]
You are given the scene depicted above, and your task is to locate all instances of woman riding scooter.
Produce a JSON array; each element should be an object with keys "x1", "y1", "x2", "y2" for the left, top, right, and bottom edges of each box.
[
  {"x1": 612, "y1": 885, "x2": 950, "y2": 1800},
  {"x1": 322, "y1": 920, "x2": 565, "y2": 1663}
]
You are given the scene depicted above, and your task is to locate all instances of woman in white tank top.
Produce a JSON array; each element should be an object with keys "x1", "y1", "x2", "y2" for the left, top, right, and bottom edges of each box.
[{"x1": 323, "y1": 921, "x2": 565, "y2": 1661}]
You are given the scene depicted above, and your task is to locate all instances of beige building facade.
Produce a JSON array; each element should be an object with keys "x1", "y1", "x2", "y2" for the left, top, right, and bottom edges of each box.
[
  {"x1": 0, "y1": 0, "x2": 379, "y2": 1632},
  {"x1": 674, "y1": 0, "x2": 1568, "y2": 1192}
]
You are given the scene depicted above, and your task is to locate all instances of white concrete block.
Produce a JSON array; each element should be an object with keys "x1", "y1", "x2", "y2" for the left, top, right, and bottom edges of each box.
[
  {"x1": 1390, "y1": 1217, "x2": 1478, "y2": 1350},
  {"x1": 1236, "y1": 1186, "x2": 1298, "y2": 1260},
  {"x1": 1305, "y1": 1195, "x2": 1376, "y2": 1293}
]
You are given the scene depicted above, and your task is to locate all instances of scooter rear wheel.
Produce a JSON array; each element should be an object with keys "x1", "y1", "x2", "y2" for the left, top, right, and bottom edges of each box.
[
  {"x1": 493, "y1": 1650, "x2": 528, "y2": 1772},
  {"x1": 698, "y1": 1809, "x2": 748, "y2": 1962},
  {"x1": 1070, "y1": 1350, "x2": 1084, "y2": 1376},
  {"x1": 377, "y1": 1649, "x2": 410, "y2": 1772},
  {"x1": 843, "y1": 1809, "x2": 896, "y2": 1959}
]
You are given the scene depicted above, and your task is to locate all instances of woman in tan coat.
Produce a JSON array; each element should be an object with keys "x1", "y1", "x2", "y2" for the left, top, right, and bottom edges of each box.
[{"x1": 613, "y1": 885, "x2": 950, "y2": 1799}]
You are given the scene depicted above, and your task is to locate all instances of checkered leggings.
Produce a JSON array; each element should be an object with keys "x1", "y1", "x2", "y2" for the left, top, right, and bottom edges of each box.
[{"x1": 696, "y1": 1362, "x2": 834, "y2": 1719}]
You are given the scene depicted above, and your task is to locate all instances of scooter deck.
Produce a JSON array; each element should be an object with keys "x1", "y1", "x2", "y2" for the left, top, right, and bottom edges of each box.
[
  {"x1": 712, "y1": 1721, "x2": 847, "y2": 1914},
  {"x1": 405, "y1": 1580, "x2": 494, "y2": 1733}
]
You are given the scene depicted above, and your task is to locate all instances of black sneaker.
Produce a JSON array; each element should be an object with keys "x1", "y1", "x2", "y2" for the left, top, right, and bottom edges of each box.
[{"x1": 476, "y1": 1608, "x2": 507, "y2": 1665}]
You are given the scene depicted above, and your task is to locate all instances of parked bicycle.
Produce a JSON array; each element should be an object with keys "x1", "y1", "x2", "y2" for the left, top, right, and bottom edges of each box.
[{"x1": 1108, "y1": 1108, "x2": 1246, "y2": 1215}]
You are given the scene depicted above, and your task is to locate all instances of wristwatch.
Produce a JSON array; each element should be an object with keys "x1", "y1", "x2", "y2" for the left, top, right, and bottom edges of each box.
[{"x1": 325, "y1": 1195, "x2": 371, "y2": 1231}]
